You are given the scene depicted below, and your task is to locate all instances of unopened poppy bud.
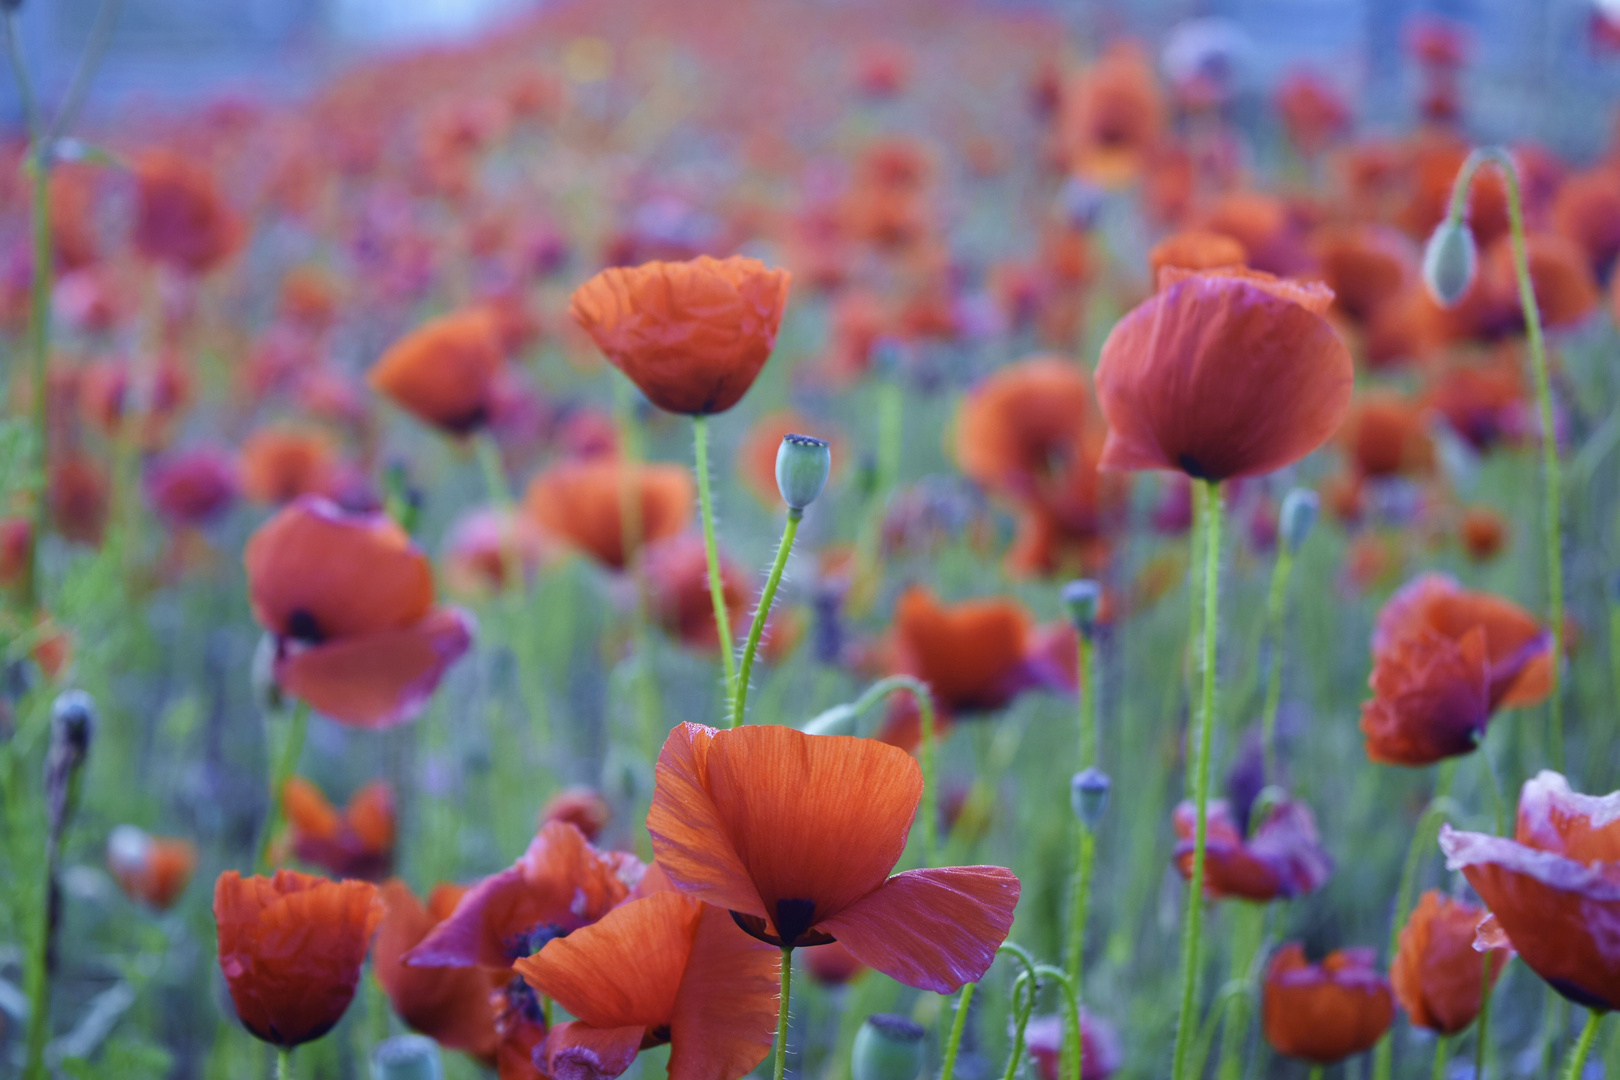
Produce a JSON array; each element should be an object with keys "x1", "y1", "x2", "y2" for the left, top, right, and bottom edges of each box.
[
  {"x1": 1071, "y1": 768, "x2": 1111, "y2": 831},
  {"x1": 1422, "y1": 219, "x2": 1478, "y2": 308},
  {"x1": 852, "y1": 1013, "x2": 926, "y2": 1080},
  {"x1": 372, "y1": 1034, "x2": 443, "y2": 1080},
  {"x1": 45, "y1": 690, "x2": 95, "y2": 835},
  {"x1": 1062, "y1": 579, "x2": 1102, "y2": 638},
  {"x1": 1279, "y1": 489, "x2": 1319, "y2": 554},
  {"x1": 51, "y1": 690, "x2": 96, "y2": 757},
  {"x1": 777, "y1": 433, "x2": 832, "y2": 512},
  {"x1": 251, "y1": 633, "x2": 285, "y2": 715}
]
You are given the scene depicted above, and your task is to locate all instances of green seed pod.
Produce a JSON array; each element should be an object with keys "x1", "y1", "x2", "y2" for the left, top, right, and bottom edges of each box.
[
  {"x1": 776, "y1": 433, "x2": 832, "y2": 512},
  {"x1": 1071, "y1": 768, "x2": 1111, "y2": 831},
  {"x1": 1062, "y1": 579, "x2": 1103, "y2": 639},
  {"x1": 372, "y1": 1035, "x2": 443, "y2": 1080},
  {"x1": 1422, "y1": 219, "x2": 1478, "y2": 309},
  {"x1": 1279, "y1": 489, "x2": 1319, "y2": 554},
  {"x1": 852, "y1": 1013, "x2": 926, "y2": 1080}
]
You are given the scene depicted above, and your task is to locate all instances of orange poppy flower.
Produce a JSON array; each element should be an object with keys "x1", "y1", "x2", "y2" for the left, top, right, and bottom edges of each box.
[
  {"x1": 1147, "y1": 231, "x2": 1247, "y2": 283},
  {"x1": 146, "y1": 448, "x2": 238, "y2": 526},
  {"x1": 1424, "y1": 353, "x2": 1529, "y2": 453},
  {"x1": 524, "y1": 460, "x2": 693, "y2": 572},
  {"x1": 1309, "y1": 224, "x2": 1417, "y2": 326},
  {"x1": 1095, "y1": 267, "x2": 1354, "y2": 481},
  {"x1": 1263, "y1": 943, "x2": 1394, "y2": 1064},
  {"x1": 1480, "y1": 232, "x2": 1601, "y2": 331},
  {"x1": 1339, "y1": 392, "x2": 1436, "y2": 479},
  {"x1": 1460, "y1": 506, "x2": 1508, "y2": 562},
  {"x1": 368, "y1": 307, "x2": 505, "y2": 435},
  {"x1": 1550, "y1": 167, "x2": 1620, "y2": 275},
  {"x1": 1274, "y1": 70, "x2": 1350, "y2": 156},
  {"x1": 133, "y1": 150, "x2": 241, "y2": 275},
  {"x1": 955, "y1": 356, "x2": 1090, "y2": 498},
  {"x1": 1060, "y1": 43, "x2": 1166, "y2": 187},
  {"x1": 1199, "y1": 192, "x2": 1308, "y2": 277},
  {"x1": 1391, "y1": 890, "x2": 1507, "y2": 1034},
  {"x1": 214, "y1": 870, "x2": 382, "y2": 1047},
  {"x1": 515, "y1": 883, "x2": 779, "y2": 1080},
  {"x1": 1440, "y1": 771, "x2": 1620, "y2": 1010},
  {"x1": 647, "y1": 722, "x2": 1020, "y2": 993},
  {"x1": 107, "y1": 826, "x2": 196, "y2": 911},
  {"x1": 373, "y1": 880, "x2": 499, "y2": 1063},
  {"x1": 244, "y1": 496, "x2": 473, "y2": 728},
  {"x1": 737, "y1": 411, "x2": 839, "y2": 508},
  {"x1": 570, "y1": 255, "x2": 791, "y2": 415},
  {"x1": 278, "y1": 777, "x2": 395, "y2": 881},
  {"x1": 1171, "y1": 796, "x2": 1333, "y2": 902},
  {"x1": 644, "y1": 534, "x2": 747, "y2": 654},
  {"x1": 1361, "y1": 574, "x2": 1550, "y2": 765},
  {"x1": 540, "y1": 787, "x2": 612, "y2": 843},
  {"x1": 239, "y1": 426, "x2": 338, "y2": 505},
  {"x1": 889, "y1": 585, "x2": 1060, "y2": 718}
]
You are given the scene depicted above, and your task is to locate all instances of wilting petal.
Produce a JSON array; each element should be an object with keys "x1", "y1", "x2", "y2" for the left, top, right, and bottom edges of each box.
[
  {"x1": 818, "y1": 866, "x2": 1020, "y2": 993},
  {"x1": 276, "y1": 608, "x2": 474, "y2": 728},
  {"x1": 1360, "y1": 627, "x2": 1491, "y2": 765},
  {"x1": 1515, "y1": 770, "x2": 1620, "y2": 863},
  {"x1": 543, "y1": 1022, "x2": 645, "y2": 1080},
  {"x1": 668, "y1": 905, "x2": 780, "y2": 1080}
]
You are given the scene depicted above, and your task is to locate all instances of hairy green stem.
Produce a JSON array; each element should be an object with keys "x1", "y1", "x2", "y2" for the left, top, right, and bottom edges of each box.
[
  {"x1": 692, "y1": 416, "x2": 738, "y2": 703},
  {"x1": 1035, "y1": 964, "x2": 1082, "y2": 1080},
  {"x1": 1559, "y1": 1011, "x2": 1604, "y2": 1080},
  {"x1": 1001, "y1": 970, "x2": 1039, "y2": 1080},
  {"x1": 1260, "y1": 544, "x2": 1295, "y2": 782},
  {"x1": 940, "y1": 981, "x2": 975, "y2": 1080},
  {"x1": 1065, "y1": 628, "x2": 1098, "y2": 1075},
  {"x1": 1476, "y1": 949, "x2": 1495, "y2": 1080},
  {"x1": 772, "y1": 947, "x2": 793, "y2": 1080},
  {"x1": 1215, "y1": 902, "x2": 1266, "y2": 1080},
  {"x1": 732, "y1": 508, "x2": 801, "y2": 728},
  {"x1": 256, "y1": 700, "x2": 310, "y2": 873}
]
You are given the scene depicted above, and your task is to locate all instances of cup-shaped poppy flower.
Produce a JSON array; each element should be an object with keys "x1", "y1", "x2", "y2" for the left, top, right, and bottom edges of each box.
[
  {"x1": 1339, "y1": 391, "x2": 1436, "y2": 479},
  {"x1": 515, "y1": 885, "x2": 780, "y2": 1080},
  {"x1": 1424, "y1": 355, "x2": 1528, "y2": 453},
  {"x1": 1262, "y1": 943, "x2": 1394, "y2": 1064},
  {"x1": 244, "y1": 496, "x2": 474, "y2": 728},
  {"x1": 1060, "y1": 43, "x2": 1166, "y2": 187},
  {"x1": 107, "y1": 825, "x2": 196, "y2": 911},
  {"x1": 373, "y1": 880, "x2": 499, "y2": 1063},
  {"x1": 955, "y1": 356, "x2": 1090, "y2": 498},
  {"x1": 368, "y1": 306, "x2": 504, "y2": 435},
  {"x1": 1360, "y1": 574, "x2": 1550, "y2": 765},
  {"x1": 524, "y1": 460, "x2": 693, "y2": 572},
  {"x1": 278, "y1": 777, "x2": 396, "y2": 881},
  {"x1": 647, "y1": 722, "x2": 1020, "y2": 993},
  {"x1": 570, "y1": 255, "x2": 791, "y2": 415},
  {"x1": 1391, "y1": 890, "x2": 1507, "y2": 1034},
  {"x1": 133, "y1": 150, "x2": 242, "y2": 275},
  {"x1": 1095, "y1": 267, "x2": 1354, "y2": 481},
  {"x1": 887, "y1": 585, "x2": 1059, "y2": 721},
  {"x1": 1440, "y1": 771, "x2": 1620, "y2": 1010},
  {"x1": 1171, "y1": 796, "x2": 1333, "y2": 902},
  {"x1": 239, "y1": 426, "x2": 338, "y2": 505},
  {"x1": 214, "y1": 870, "x2": 383, "y2": 1048}
]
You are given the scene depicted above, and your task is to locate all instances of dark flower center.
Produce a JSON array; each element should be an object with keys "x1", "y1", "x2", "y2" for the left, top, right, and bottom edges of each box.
[
  {"x1": 729, "y1": 899, "x2": 838, "y2": 949},
  {"x1": 285, "y1": 608, "x2": 324, "y2": 643}
]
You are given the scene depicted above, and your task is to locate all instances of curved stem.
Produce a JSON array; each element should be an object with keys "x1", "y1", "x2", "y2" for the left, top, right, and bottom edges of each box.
[
  {"x1": 939, "y1": 981, "x2": 975, "y2": 1080},
  {"x1": 732, "y1": 509, "x2": 801, "y2": 728},
  {"x1": 1260, "y1": 545, "x2": 1295, "y2": 783},
  {"x1": 772, "y1": 947, "x2": 793, "y2": 1080},
  {"x1": 256, "y1": 701, "x2": 310, "y2": 873},
  {"x1": 1001, "y1": 971, "x2": 1039, "y2": 1080},
  {"x1": 692, "y1": 416, "x2": 738, "y2": 704},
  {"x1": 1035, "y1": 965, "x2": 1082, "y2": 1080},
  {"x1": 1559, "y1": 1011, "x2": 1604, "y2": 1080},
  {"x1": 1170, "y1": 479, "x2": 1223, "y2": 1080},
  {"x1": 1431, "y1": 1034, "x2": 1450, "y2": 1080}
]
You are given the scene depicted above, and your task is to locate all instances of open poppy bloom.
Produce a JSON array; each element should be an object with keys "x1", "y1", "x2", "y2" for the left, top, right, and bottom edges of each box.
[
  {"x1": 1440, "y1": 771, "x2": 1620, "y2": 1010},
  {"x1": 1391, "y1": 890, "x2": 1508, "y2": 1034},
  {"x1": 1171, "y1": 796, "x2": 1333, "y2": 902},
  {"x1": 1339, "y1": 391, "x2": 1436, "y2": 479},
  {"x1": 133, "y1": 150, "x2": 242, "y2": 275},
  {"x1": 1308, "y1": 224, "x2": 1416, "y2": 326},
  {"x1": 643, "y1": 533, "x2": 748, "y2": 654},
  {"x1": 524, "y1": 460, "x2": 693, "y2": 572},
  {"x1": 277, "y1": 777, "x2": 396, "y2": 880},
  {"x1": 1095, "y1": 267, "x2": 1354, "y2": 481},
  {"x1": 1060, "y1": 43, "x2": 1166, "y2": 187},
  {"x1": 107, "y1": 825, "x2": 196, "y2": 911},
  {"x1": 373, "y1": 880, "x2": 499, "y2": 1064},
  {"x1": 570, "y1": 255, "x2": 791, "y2": 415},
  {"x1": 647, "y1": 722, "x2": 1020, "y2": 993},
  {"x1": 1262, "y1": 943, "x2": 1394, "y2": 1064},
  {"x1": 245, "y1": 496, "x2": 474, "y2": 728},
  {"x1": 1360, "y1": 574, "x2": 1551, "y2": 765},
  {"x1": 368, "y1": 306, "x2": 504, "y2": 434},
  {"x1": 214, "y1": 870, "x2": 383, "y2": 1047},
  {"x1": 514, "y1": 880, "x2": 780, "y2": 1080}
]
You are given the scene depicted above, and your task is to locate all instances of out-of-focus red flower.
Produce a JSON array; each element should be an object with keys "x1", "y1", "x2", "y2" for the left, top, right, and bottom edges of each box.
[
  {"x1": 1198, "y1": 192, "x2": 1309, "y2": 277},
  {"x1": 369, "y1": 307, "x2": 505, "y2": 435},
  {"x1": 805, "y1": 938, "x2": 867, "y2": 987},
  {"x1": 49, "y1": 164, "x2": 100, "y2": 272},
  {"x1": 1425, "y1": 353, "x2": 1529, "y2": 453},
  {"x1": 1551, "y1": 166, "x2": 1620, "y2": 276},
  {"x1": 853, "y1": 43, "x2": 911, "y2": 98},
  {"x1": 1172, "y1": 797, "x2": 1333, "y2": 902},
  {"x1": 1263, "y1": 943, "x2": 1393, "y2": 1063},
  {"x1": 442, "y1": 508, "x2": 554, "y2": 596},
  {"x1": 146, "y1": 448, "x2": 238, "y2": 527},
  {"x1": 889, "y1": 585, "x2": 1054, "y2": 717},
  {"x1": 1275, "y1": 70, "x2": 1350, "y2": 156},
  {"x1": 1406, "y1": 15, "x2": 1471, "y2": 69},
  {"x1": 1309, "y1": 224, "x2": 1417, "y2": 326},
  {"x1": 1480, "y1": 232, "x2": 1601, "y2": 330},
  {"x1": 0, "y1": 516, "x2": 32, "y2": 588},
  {"x1": 1441, "y1": 770, "x2": 1620, "y2": 1010},
  {"x1": 78, "y1": 355, "x2": 192, "y2": 449},
  {"x1": 1391, "y1": 890, "x2": 1507, "y2": 1034},
  {"x1": 133, "y1": 150, "x2": 241, "y2": 275},
  {"x1": 524, "y1": 460, "x2": 693, "y2": 572},
  {"x1": 239, "y1": 426, "x2": 338, "y2": 505},
  {"x1": 277, "y1": 777, "x2": 395, "y2": 881},
  {"x1": 540, "y1": 787, "x2": 611, "y2": 843},
  {"x1": 50, "y1": 454, "x2": 109, "y2": 546},
  {"x1": 214, "y1": 870, "x2": 382, "y2": 1047},
  {"x1": 1025, "y1": 1011, "x2": 1122, "y2": 1080},
  {"x1": 1147, "y1": 231, "x2": 1247, "y2": 283},
  {"x1": 107, "y1": 826, "x2": 196, "y2": 911},
  {"x1": 279, "y1": 266, "x2": 341, "y2": 332},
  {"x1": 1061, "y1": 43, "x2": 1166, "y2": 187},
  {"x1": 373, "y1": 880, "x2": 498, "y2": 1064},
  {"x1": 644, "y1": 533, "x2": 746, "y2": 654},
  {"x1": 1339, "y1": 391, "x2": 1436, "y2": 479},
  {"x1": 1460, "y1": 505, "x2": 1508, "y2": 562}
]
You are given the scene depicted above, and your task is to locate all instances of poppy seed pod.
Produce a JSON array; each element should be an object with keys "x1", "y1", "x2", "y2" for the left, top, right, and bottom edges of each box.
[
  {"x1": 372, "y1": 1035, "x2": 443, "y2": 1080},
  {"x1": 852, "y1": 1014, "x2": 927, "y2": 1080},
  {"x1": 1279, "y1": 489, "x2": 1319, "y2": 554},
  {"x1": 1071, "y1": 768, "x2": 1111, "y2": 830},
  {"x1": 1422, "y1": 220, "x2": 1478, "y2": 309},
  {"x1": 50, "y1": 690, "x2": 97, "y2": 758},
  {"x1": 1062, "y1": 579, "x2": 1103, "y2": 638},
  {"x1": 777, "y1": 433, "x2": 832, "y2": 512}
]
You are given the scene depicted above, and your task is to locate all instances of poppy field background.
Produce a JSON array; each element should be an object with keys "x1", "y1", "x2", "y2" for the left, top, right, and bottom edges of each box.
[{"x1": 4, "y1": 0, "x2": 1620, "y2": 1078}]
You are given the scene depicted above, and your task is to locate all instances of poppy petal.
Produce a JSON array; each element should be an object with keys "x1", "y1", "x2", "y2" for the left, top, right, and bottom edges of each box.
[
  {"x1": 275, "y1": 608, "x2": 474, "y2": 728},
  {"x1": 668, "y1": 904, "x2": 781, "y2": 1080},
  {"x1": 543, "y1": 1022, "x2": 646, "y2": 1080}
]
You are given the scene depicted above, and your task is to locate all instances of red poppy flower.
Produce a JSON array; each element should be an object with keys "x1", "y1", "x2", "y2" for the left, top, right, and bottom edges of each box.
[
  {"x1": 1262, "y1": 943, "x2": 1394, "y2": 1064},
  {"x1": 373, "y1": 880, "x2": 499, "y2": 1063},
  {"x1": 887, "y1": 585, "x2": 1061, "y2": 720},
  {"x1": 523, "y1": 460, "x2": 693, "y2": 572},
  {"x1": 146, "y1": 448, "x2": 238, "y2": 526},
  {"x1": 442, "y1": 508, "x2": 555, "y2": 596},
  {"x1": 1198, "y1": 192, "x2": 1309, "y2": 277},
  {"x1": 239, "y1": 427, "x2": 338, "y2": 506},
  {"x1": 1339, "y1": 391, "x2": 1436, "y2": 479},
  {"x1": 1309, "y1": 224, "x2": 1417, "y2": 326},
  {"x1": 78, "y1": 355, "x2": 192, "y2": 449},
  {"x1": 1391, "y1": 890, "x2": 1508, "y2": 1034},
  {"x1": 1460, "y1": 506, "x2": 1508, "y2": 562},
  {"x1": 1361, "y1": 574, "x2": 1551, "y2": 765},
  {"x1": 279, "y1": 266, "x2": 341, "y2": 332},
  {"x1": 214, "y1": 870, "x2": 383, "y2": 1047},
  {"x1": 1172, "y1": 796, "x2": 1333, "y2": 902},
  {"x1": 1551, "y1": 167, "x2": 1620, "y2": 276},
  {"x1": 1481, "y1": 233, "x2": 1601, "y2": 331},
  {"x1": 570, "y1": 255, "x2": 791, "y2": 415},
  {"x1": 133, "y1": 150, "x2": 241, "y2": 275},
  {"x1": 956, "y1": 356, "x2": 1091, "y2": 497},
  {"x1": 1440, "y1": 771, "x2": 1620, "y2": 1010},
  {"x1": 1424, "y1": 353, "x2": 1529, "y2": 453},
  {"x1": 278, "y1": 777, "x2": 395, "y2": 881},
  {"x1": 1147, "y1": 231, "x2": 1247, "y2": 283},
  {"x1": 244, "y1": 496, "x2": 473, "y2": 728},
  {"x1": 647, "y1": 722, "x2": 1020, "y2": 993},
  {"x1": 107, "y1": 826, "x2": 196, "y2": 911},
  {"x1": 1274, "y1": 70, "x2": 1350, "y2": 156},
  {"x1": 0, "y1": 516, "x2": 29, "y2": 588},
  {"x1": 1095, "y1": 267, "x2": 1354, "y2": 481},
  {"x1": 643, "y1": 533, "x2": 748, "y2": 654},
  {"x1": 1061, "y1": 43, "x2": 1166, "y2": 187},
  {"x1": 368, "y1": 307, "x2": 505, "y2": 435},
  {"x1": 515, "y1": 884, "x2": 779, "y2": 1080},
  {"x1": 50, "y1": 454, "x2": 109, "y2": 546}
]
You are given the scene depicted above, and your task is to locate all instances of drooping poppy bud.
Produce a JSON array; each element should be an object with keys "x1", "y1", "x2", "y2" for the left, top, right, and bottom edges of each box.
[
  {"x1": 1422, "y1": 220, "x2": 1478, "y2": 309},
  {"x1": 852, "y1": 1014, "x2": 927, "y2": 1080},
  {"x1": 777, "y1": 433, "x2": 832, "y2": 512}
]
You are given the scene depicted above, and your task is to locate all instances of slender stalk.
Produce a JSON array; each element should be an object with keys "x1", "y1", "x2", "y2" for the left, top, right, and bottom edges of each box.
[
  {"x1": 1215, "y1": 902, "x2": 1266, "y2": 1080},
  {"x1": 1476, "y1": 949, "x2": 1495, "y2": 1080},
  {"x1": 1307, "y1": 1067, "x2": 1324, "y2": 1080},
  {"x1": 849, "y1": 377, "x2": 903, "y2": 613},
  {"x1": 731, "y1": 508, "x2": 801, "y2": 728},
  {"x1": 772, "y1": 947, "x2": 793, "y2": 1080},
  {"x1": 1559, "y1": 1011, "x2": 1604, "y2": 1080},
  {"x1": 277, "y1": 1048, "x2": 291, "y2": 1080},
  {"x1": 1001, "y1": 971, "x2": 1038, "y2": 1080},
  {"x1": 256, "y1": 700, "x2": 310, "y2": 873},
  {"x1": 940, "y1": 981, "x2": 976, "y2": 1080},
  {"x1": 1170, "y1": 479, "x2": 1223, "y2": 1080},
  {"x1": 1260, "y1": 542, "x2": 1295, "y2": 783},
  {"x1": 1035, "y1": 965, "x2": 1082, "y2": 1080},
  {"x1": 692, "y1": 416, "x2": 738, "y2": 702},
  {"x1": 1065, "y1": 628, "x2": 1098, "y2": 1075},
  {"x1": 1431, "y1": 1034, "x2": 1450, "y2": 1080}
]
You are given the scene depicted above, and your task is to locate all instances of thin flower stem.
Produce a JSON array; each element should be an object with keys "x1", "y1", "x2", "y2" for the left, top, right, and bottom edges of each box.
[
  {"x1": 772, "y1": 947, "x2": 793, "y2": 1080},
  {"x1": 1035, "y1": 965, "x2": 1082, "y2": 1080},
  {"x1": 1476, "y1": 949, "x2": 1495, "y2": 1080},
  {"x1": 1307, "y1": 1067, "x2": 1324, "y2": 1080},
  {"x1": 1260, "y1": 543, "x2": 1295, "y2": 783},
  {"x1": 277, "y1": 1048, "x2": 292, "y2": 1080},
  {"x1": 1448, "y1": 147, "x2": 1563, "y2": 772},
  {"x1": 1001, "y1": 971, "x2": 1038, "y2": 1080},
  {"x1": 1170, "y1": 479, "x2": 1223, "y2": 1080},
  {"x1": 1432, "y1": 1034, "x2": 1450, "y2": 1080},
  {"x1": 256, "y1": 700, "x2": 310, "y2": 873},
  {"x1": 835, "y1": 674, "x2": 939, "y2": 864},
  {"x1": 1559, "y1": 1011, "x2": 1604, "y2": 1080},
  {"x1": 732, "y1": 508, "x2": 801, "y2": 728},
  {"x1": 940, "y1": 981, "x2": 976, "y2": 1080},
  {"x1": 1065, "y1": 629, "x2": 1098, "y2": 1075},
  {"x1": 692, "y1": 416, "x2": 739, "y2": 704},
  {"x1": 1215, "y1": 902, "x2": 1266, "y2": 1080}
]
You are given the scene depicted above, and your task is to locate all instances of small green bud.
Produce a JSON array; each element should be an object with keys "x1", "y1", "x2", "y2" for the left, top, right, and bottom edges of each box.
[
  {"x1": 777, "y1": 433, "x2": 832, "y2": 512},
  {"x1": 1071, "y1": 768, "x2": 1111, "y2": 831},
  {"x1": 1422, "y1": 219, "x2": 1478, "y2": 309},
  {"x1": 1061, "y1": 579, "x2": 1102, "y2": 638},
  {"x1": 1279, "y1": 489, "x2": 1319, "y2": 554},
  {"x1": 372, "y1": 1035, "x2": 443, "y2": 1080},
  {"x1": 852, "y1": 1013, "x2": 926, "y2": 1080}
]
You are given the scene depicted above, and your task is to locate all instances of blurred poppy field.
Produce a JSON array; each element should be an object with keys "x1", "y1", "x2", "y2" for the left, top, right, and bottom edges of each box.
[{"x1": 4, "y1": 1, "x2": 1620, "y2": 1079}]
